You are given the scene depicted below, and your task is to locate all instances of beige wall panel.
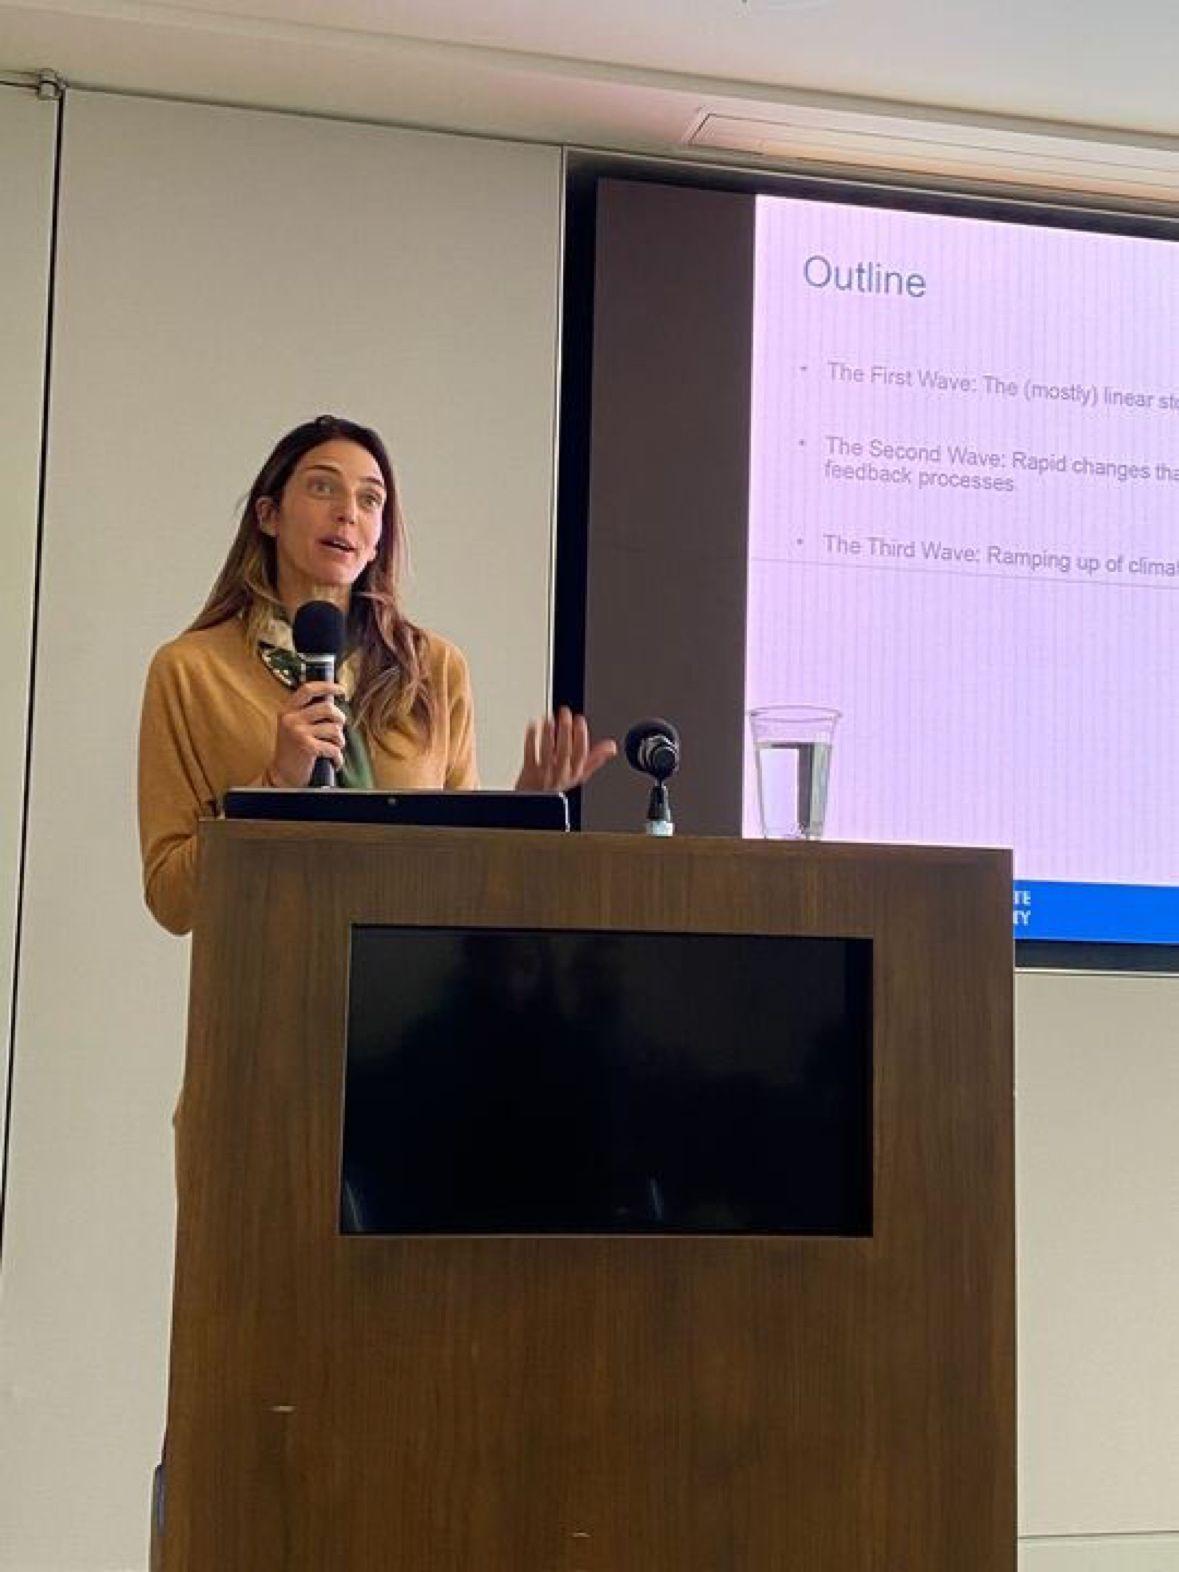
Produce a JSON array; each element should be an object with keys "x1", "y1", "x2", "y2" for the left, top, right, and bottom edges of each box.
[
  {"x1": 1021, "y1": 1534, "x2": 1179, "y2": 1571},
  {"x1": 0, "y1": 91, "x2": 560, "y2": 1569},
  {"x1": 1017, "y1": 971, "x2": 1179, "y2": 1538},
  {"x1": 0, "y1": 85, "x2": 55, "y2": 1206}
]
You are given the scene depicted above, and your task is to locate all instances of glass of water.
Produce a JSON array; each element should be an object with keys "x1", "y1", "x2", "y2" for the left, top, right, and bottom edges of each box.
[{"x1": 749, "y1": 705, "x2": 840, "y2": 839}]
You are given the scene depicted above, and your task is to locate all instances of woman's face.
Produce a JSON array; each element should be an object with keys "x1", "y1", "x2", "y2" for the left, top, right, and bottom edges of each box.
[{"x1": 257, "y1": 438, "x2": 386, "y2": 608}]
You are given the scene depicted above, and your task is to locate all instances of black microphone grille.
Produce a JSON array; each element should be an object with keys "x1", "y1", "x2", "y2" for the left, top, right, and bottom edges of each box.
[
  {"x1": 292, "y1": 599, "x2": 347, "y2": 657},
  {"x1": 624, "y1": 717, "x2": 681, "y2": 775}
]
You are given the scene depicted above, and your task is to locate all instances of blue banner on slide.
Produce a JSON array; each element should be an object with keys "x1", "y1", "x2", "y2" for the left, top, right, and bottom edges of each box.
[{"x1": 1015, "y1": 880, "x2": 1179, "y2": 943}]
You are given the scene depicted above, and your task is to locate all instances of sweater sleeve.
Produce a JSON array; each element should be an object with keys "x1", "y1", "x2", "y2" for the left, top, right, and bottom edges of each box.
[
  {"x1": 137, "y1": 644, "x2": 215, "y2": 936},
  {"x1": 443, "y1": 643, "x2": 479, "y2": 790}
]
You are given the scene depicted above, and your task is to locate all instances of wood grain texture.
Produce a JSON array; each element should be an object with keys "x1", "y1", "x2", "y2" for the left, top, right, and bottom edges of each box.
[{"x1": 164, "y1": 825, "x2": 1015, "y2": 1571}]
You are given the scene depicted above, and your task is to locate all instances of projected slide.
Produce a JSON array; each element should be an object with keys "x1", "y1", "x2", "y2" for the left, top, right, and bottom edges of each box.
[{"x1": 745, "y1": 193, "x2": 1179, "y2": 941}]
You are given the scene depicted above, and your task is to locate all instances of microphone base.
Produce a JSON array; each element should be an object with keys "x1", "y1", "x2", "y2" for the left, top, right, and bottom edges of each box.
[{"x1": 644, "y1": 782, "x2": 674, "y2": 835}]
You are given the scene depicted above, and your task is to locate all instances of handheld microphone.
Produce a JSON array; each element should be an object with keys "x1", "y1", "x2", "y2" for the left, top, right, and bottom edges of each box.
[
  {"x1": 624, "y1": 718, "x2": 681, "y2": 783},
  {"x1": 624, "y1": 718, "x2": 681, "y2": 836},
  {"x1": 292, "y1": 600, "x2": 347, "y2": 788}
]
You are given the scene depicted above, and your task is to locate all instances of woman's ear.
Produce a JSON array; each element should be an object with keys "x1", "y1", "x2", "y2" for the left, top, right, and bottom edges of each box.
[{"x1": 256, "y1": 496, "x2": 277, "y2": 536}]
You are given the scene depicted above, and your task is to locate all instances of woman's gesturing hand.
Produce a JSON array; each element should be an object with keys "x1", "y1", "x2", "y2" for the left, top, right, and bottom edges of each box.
[
  {"x1": 266, "y1": 681, "x2": 347, "y2": 787},
  {"x1": 515, "y1": 707, "x2": 617, "y2": 793}
]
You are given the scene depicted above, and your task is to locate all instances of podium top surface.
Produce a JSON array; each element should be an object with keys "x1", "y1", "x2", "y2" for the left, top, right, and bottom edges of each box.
[
  {"x1": 200, "y1": 816, "x2": 1012, "y2": 872},
  {"x1": 192, "y1": 819, "x2": 1013, "y2": 960}
]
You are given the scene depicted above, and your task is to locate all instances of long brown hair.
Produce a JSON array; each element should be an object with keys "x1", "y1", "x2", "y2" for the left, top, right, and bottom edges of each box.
[{"x1": 191, "y1": 415, "x2": 437, "y2": 741}]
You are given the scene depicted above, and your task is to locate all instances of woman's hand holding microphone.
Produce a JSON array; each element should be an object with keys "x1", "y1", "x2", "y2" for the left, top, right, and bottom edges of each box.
[{"x1": 264, "y1": 681, "x2": 347, "y2": 787}]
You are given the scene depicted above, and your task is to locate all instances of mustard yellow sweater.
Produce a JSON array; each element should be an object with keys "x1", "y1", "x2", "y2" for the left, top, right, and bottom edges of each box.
[{"x1": 138, "y1": 616, "x2": 478, "y2": 935}]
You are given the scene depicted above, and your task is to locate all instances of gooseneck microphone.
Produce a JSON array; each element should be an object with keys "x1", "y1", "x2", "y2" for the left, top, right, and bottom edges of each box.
[
  {"x1": 292, "y1": 600, "x2": 347, "y2": 788},
  {"x1": 624, "y1": 718, "x2": 681, "y2": 835},
  {"x1": 625, "y1": 718, "x2": 681, "y2": 782}
]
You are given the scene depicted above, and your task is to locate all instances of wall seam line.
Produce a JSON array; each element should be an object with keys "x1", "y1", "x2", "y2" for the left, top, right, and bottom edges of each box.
[{"x1": 0, "y1": 85, "x2": 65, "y2": 1263}]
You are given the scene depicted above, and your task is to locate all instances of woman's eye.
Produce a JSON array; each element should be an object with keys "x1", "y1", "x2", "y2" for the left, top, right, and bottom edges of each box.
[{"x1": 360, "y1": 494, "x2": 383, "y2": 511}]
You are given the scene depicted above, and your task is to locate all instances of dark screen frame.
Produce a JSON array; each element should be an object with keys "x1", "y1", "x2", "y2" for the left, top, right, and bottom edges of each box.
[{"x1": 555, "y1": 151, "x2": 1179, "y2": 974}]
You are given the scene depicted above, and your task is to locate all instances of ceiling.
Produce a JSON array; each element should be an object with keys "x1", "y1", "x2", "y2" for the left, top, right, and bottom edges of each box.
[{"x1": 2, "y1": 0, "x2": 1178, "y2": 199}]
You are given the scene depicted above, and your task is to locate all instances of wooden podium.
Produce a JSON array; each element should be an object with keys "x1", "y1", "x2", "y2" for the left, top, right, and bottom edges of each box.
[{"x1": 164, "y1": 821, "x2": 1014, "y2": 1571}]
